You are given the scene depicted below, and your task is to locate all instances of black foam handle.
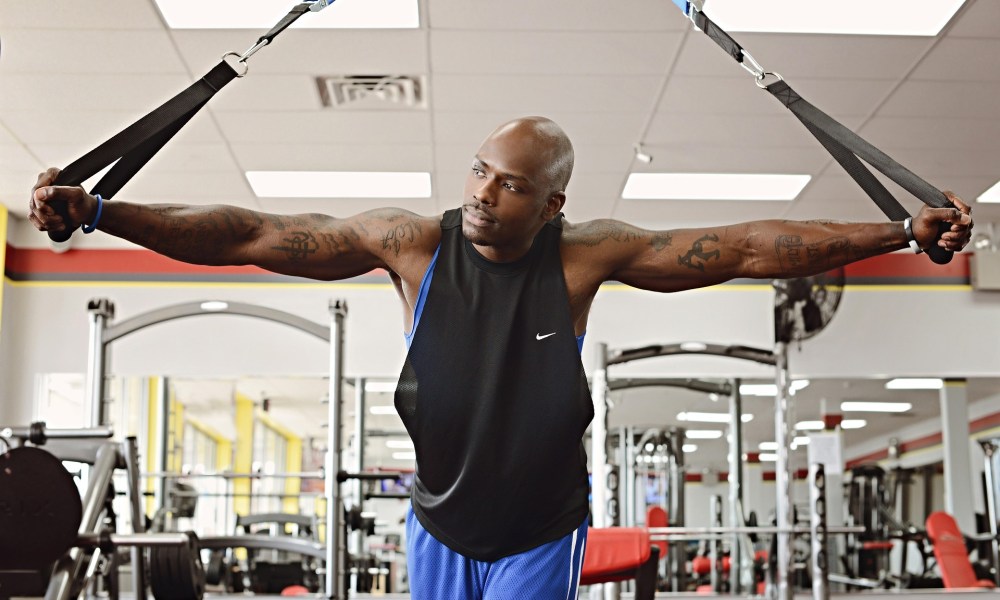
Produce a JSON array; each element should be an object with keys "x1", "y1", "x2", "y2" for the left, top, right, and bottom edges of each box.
[{"x1": 926, "y1": 221, "x2": 954, "y2": 265}]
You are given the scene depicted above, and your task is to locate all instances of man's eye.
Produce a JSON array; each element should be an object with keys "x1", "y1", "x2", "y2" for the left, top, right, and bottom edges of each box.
[
  {"x1": 504, "y1": 183, "x2": 519, "y2": 192},
  {"x1": 472, "y1": 167, "x2": 485, "y2": 177}
]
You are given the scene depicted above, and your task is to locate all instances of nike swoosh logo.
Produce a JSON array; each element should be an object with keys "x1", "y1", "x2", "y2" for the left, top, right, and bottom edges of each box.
[{"x1": 536, "y1": 332, "x2": 557, "y2": 340}]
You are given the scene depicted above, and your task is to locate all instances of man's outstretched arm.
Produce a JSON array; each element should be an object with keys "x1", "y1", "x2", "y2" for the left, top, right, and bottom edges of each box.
[
  {"x1": 28, "y1": 168, "x2": 437, "y2": 281},
  {"x1": 570, "y1": 191, "x2": 973, "y2": 293}
]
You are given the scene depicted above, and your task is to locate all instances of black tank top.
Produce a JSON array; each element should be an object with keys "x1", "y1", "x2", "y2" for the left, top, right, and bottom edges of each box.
[{"x1": 394, "y1": 208, "x2": 593, "y2": 561}]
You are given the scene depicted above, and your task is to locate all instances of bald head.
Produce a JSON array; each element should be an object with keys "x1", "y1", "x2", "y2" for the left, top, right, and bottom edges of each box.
[{"x1": 487, "y1": 116, "x2": 575, "y2": 195}]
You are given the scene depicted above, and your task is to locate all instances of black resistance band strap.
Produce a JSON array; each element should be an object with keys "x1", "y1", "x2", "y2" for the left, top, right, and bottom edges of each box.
[
  {"x1": 48, "y1": 2, "x2": 318, "y2": 243},
  {"x1": 688, "y1": 8, "x2": 955, "y2": 265}
]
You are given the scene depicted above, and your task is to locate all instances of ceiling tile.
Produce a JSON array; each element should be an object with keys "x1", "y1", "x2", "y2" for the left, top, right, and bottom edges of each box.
[
  {"x1": 431, "y1": 74, "x2": 663, "y2": 113},
  {"x1": 946, "y1": 0, "x2": 1000, "y2": 38},
  {"x1": 910, "y1": 39, "x2": 1000, "y2": 81},
  {"x1": 675, "y1": 32, "x2": 930, "y2": 80},
  {"x1": 660, "y1": 76, "x2": 899, "y2": 118},
  {"x1": 430, "y1": 31, "x2": 680, "y2": 75},
  {"x1": 879, "y1": 80, "x2": 1000, "y2": 120},
  {"x1": 206, "y1": 76, "x2": 326, "y2": 111},
  {"x1": 0, "y1": 74, "x2": 194, "y2": 111},
  {"x1": 645, "y1": 113, "x2": 861, "y2": 149},
  {"x1": 170, "y1": 30, "x2": 429, "y2": 76},
  {"x1": 431, "y1": 112, "x2": 649, "y2": 146},
  {"x1": 633, "y1": 145, "x2": 831, "y2": 174},
  {"x1": 28, "y1": 143, "x2": 239, "y2": 174},
  {"x1": 212, "y1": 111, "x2": 432, "y2": 145},
  {"x1": 230, "y1": 143, "x2": 434, "y2": 172},
  {"x1": 0, "y1": 0, "x2": 163, "y2": 29},
  {"x1": 0, "y1": 30, "x2": 187, "y2": 74},
  {"x1": 4, "y1": 109, "x2": 224, "y2": 145},
  {"x1": 434, "y1": 143, "x2": 635, "y2": 177},
  {"x1": 861, "y1": 116, "x2": 1000, "y2": 151},
  {"x1": 428, "y1": 0, "x2": 683, "y2": 32},
  {"x1": 0, "y1": 142, "x2": 42, "y2": 172}
]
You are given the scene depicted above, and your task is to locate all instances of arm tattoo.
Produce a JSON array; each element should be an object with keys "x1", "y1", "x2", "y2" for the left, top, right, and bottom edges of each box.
[
  {"x1": 381, "y1": 220, "x2": 423, "y2": 257},
  {"x1": 318, "y1": 226, "x2": 360, "y2": 256},
  {"x1": 568, "y1": 221, "x2": 644, "y2": 247},
  {"x1": 775, "y1": 235, "x2": 859, "y2": 272},
  {"x1": 650, "y1": 232, "x2": 673, "y2": 251},
  {"x1": 271, "y1": 230, "x2": 319, "y2": 261},
  {"x1": 678, "y1": 233, "x2": 720, "y2": 272}
]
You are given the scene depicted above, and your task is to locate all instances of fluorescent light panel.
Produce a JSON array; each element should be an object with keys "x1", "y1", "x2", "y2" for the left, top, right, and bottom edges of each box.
[
  {"x1": 369, "y1": 405, "x2": 396, "y2": 415},
  {"x1": 885, "y1": 378, "x2": 943, "y2": 390},
  {"x1": 365, "y1": 381, "x2": 398, "y2": 393},
  {"x1": 246, "y1": 171, "x2": 432, "y2": 199},
  {"x1": 385, "y1": 440, "x2": 413, "y2": 449},
  {"x1": 841, "y1": 419, "x2": 867, "y2": 430},
  {"x1": 796, "y1": 420, "x2": 824, "y2": 431},
  {"x1": 622, "y1": 173, "x2": 809, "y2": 201},
  {"x1": 685, "y1": 430, "x2": 724, "y2": 440},
  {"x1": 682, "y1": 444, "x2": 698, "y2": 453},
  {"x1": 759, "y1": 441, "x2": 778, "y2": 451},
  {"x1": 153, "y1": 0, "x2": 419, "y2": 29},
  {"x1": 759, "y1": 453, "x2": 778, "y2": 462},
  {"x1": 703, "y1": 0, "x2": 966, "y2": 36},
  {"x1": 740, "y1": 380, "x2": 810, "y2": 397},
  {"x1": 841, "y1": 401, "x2": 912, "y2": 413},
  {"x1": 979, "y1": 181, "x2": 1000, "y2": 203},
  {"x1": 678, "y1": 411, "x2": 753, "y2": 423},
  {"x1": 391, "y1": 451, "x2": 416, "y2": 460}
]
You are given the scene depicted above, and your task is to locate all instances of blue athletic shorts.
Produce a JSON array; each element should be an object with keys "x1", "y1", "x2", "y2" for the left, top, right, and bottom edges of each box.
[{"x1": 405, "y1": 506, "x2": 588, "y2": 600}]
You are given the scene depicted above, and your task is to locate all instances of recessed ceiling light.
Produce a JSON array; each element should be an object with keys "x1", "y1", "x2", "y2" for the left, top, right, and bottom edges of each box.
[
  {"x1": 622, "y1": 173, "x2": 810, "y2": 201},
  {"x1": 246, "y1": 171, "x2": 432, "y2": 199},
  {"x1": 386, "y1": 439, "x2": 413, "y2": 449},
  {"x1": 391, "y1": 451, "x2": 416, "y2": 460},
  {"x1": 153, "y1": 0, "x2": 420, "y2": 29},
  {"x1": 841, "y1": 419, "x2": 867, "y2": 430},
  {"x1": 685, "y1": 430, "x2": 724, "y2": 439},
  {"x1": 703, "y1": 0, "x2": 966, "y2": 36},
  {"x1": 200, "y1": 301, "x2": 229, "y2": 312},
  {"x1": 978, "y1": 181, "x2": 1000, "y2": 203},
  {"x1": 678, "y1": 411, "x2": 753, "y2": 423},
  {"x1": 793, "y1": 436, "x2": 810, "y2": 446},
  {"x1": 885, "y1": 378, "x2": 943, "y2": 390},
  {"x1": 759, "y1": 453, "x2": 778, "y2": 462},
  {"x1": 759, "y1": 441, "x2": 778, "y2": 451},
  {"x1": 841, "y1": 401, "x2": 913, "y2": 413},
  {"x1": 740, "y1": 380, "x2": 810, "y2": 397},
  {"x1": 369, "y1": 405, "x2": 396, "y2": 415},
  {"x1": 682, "y1": 444, "x2": 698, "y2": 453}
]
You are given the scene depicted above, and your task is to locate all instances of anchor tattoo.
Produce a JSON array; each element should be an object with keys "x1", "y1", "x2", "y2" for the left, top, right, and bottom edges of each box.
[{"x1": 678, "y1": 233, "x2": 720, "y2": 272}]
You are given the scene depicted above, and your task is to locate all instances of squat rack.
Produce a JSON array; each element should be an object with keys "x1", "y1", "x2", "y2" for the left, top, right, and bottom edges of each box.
[
  {"x1": 82, "y1": 298, "x2": 349, "y2": 598},
  {"x1": 591, "y1": 341, "x2": 810, "y2": 599}
]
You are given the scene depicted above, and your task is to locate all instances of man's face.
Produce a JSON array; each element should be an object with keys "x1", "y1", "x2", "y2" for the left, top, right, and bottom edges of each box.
[{"x1": 461, "y1": 126, "x2": 556, "y2": 250}]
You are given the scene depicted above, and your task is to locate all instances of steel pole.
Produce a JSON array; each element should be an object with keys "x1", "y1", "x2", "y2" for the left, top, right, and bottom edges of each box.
[
  {"x1": 325, "y1": 300, "x2": 347, "y2": 599},
  {"x1": 774, "y1": 342, "x2": 794, "y2": 600},
  {"x1": 84, "y1": 299, "x2": 114, "y2": 427}
]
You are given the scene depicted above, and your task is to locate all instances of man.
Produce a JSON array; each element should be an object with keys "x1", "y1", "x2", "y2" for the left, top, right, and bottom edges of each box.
[{"x1": 30, "y1": 116, "x2": 972, "y2": 599}]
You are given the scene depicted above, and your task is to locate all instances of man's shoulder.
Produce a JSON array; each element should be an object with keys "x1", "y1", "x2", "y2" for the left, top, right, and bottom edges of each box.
[{"x1": 559, "y1": 217, "x2": 646, "y2": 248}]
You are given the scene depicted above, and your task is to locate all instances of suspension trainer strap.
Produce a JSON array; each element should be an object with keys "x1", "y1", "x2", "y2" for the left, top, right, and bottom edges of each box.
[
  {"x1": 672, "y1": 2, "x2": 955, "y2": 264},
  {"x1": 48, "y1": 2, "x2": 327, "y2": 242}
]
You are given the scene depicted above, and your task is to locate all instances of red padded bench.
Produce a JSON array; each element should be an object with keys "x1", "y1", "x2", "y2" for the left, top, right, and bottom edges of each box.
[
  {"x1": 581, "y1": 528, "x2": 659, "y2": 599},
  {"x1": 926, "y1": 511, "x2": 995, "y2": 589}
]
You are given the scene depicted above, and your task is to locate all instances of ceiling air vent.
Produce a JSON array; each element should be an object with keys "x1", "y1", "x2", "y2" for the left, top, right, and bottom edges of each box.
[{"x1": 316, "y1": 75, "x2": 425, "y2": 110}]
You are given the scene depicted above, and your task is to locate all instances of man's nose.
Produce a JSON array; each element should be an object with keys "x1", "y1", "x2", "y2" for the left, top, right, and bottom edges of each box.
[{"x1": 475, "y1": 179, "x2": 496, "y2": 205}]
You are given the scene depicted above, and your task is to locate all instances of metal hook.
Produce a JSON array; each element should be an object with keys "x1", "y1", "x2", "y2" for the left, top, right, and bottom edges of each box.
[
  {"x1": 755, "y1": 72, "x2": 784, "y2": 89},
  {"x1": 221, "y1": 52, "x2": 250, "y2": 78},
  {"x1": 740, "y1": 49, "x2": 766, "y2": 80}
]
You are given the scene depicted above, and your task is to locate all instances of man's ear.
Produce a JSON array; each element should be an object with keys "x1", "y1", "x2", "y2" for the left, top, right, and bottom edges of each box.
[{"x1": 542, "y1": 191, "x2": 567, "y2": 221}]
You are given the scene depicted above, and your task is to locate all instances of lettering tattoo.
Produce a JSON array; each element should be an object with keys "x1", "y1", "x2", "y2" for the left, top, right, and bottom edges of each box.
[
  {"x1": 381, "y1": 220, "x2": 423, "y2": 257},
  {"x1": 678, "y1": 233, "x2": 720, "y2": 272},
  {"x1": 272, "y1": 230, "x2": 319, "y2": 261},
  {"x1": 568, "y1": 220, "x2": 644, "y2": 247},
  {"x1": 775, "y1": 235, "x2": 859, "y2": 272}
]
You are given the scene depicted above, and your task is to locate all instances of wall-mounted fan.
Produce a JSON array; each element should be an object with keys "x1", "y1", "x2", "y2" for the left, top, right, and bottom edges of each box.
[{"x1": 773, "y1": 268, "x2": 845, "y2": 345}]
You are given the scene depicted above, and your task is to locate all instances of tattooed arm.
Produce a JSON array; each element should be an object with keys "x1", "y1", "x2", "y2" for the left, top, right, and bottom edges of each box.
[
  {"x1": 565, "y1": 194, "x2": 972, "y2": 293},
  {"x1": 29, "y1": 168, "x2": 439, "y2": 281}
]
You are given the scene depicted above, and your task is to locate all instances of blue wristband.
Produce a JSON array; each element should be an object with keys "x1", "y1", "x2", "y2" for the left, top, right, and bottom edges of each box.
[{"x1": 81, "y1": 194, "x2": 103, "y2": 234}]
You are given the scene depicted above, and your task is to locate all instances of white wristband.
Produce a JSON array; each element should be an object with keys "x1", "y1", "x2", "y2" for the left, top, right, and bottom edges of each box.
[{"x1": 903, "y1": 217, "x2": 922, "y2": 254}]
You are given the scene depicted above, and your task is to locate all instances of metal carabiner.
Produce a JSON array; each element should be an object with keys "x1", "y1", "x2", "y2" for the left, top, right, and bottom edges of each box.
[
  {"x1": 739, "y1": 49, "x2": 766, "y2": 80},
  {"x1": 221, "y1": 51, "x2": 250, "y2": 78},
  {"x1": 755, "y1": 72, "x2": 785, "y2": 89}
]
